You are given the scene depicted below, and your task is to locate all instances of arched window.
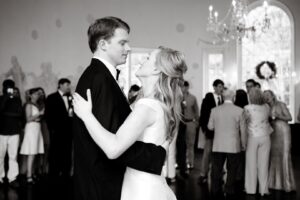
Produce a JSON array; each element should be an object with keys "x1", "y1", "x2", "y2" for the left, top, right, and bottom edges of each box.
[{"x1": 239, "y1": 1, "x2": 295, "y2": 119}]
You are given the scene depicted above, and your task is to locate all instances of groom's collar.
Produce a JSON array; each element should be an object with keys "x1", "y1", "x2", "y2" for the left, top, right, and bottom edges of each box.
[{"x1": 93, "y1": 56, "x2": 117, "y2": 80}]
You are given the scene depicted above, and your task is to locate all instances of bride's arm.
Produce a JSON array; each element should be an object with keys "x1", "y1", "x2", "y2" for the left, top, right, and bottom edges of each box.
[{"x1": 73, "y1": 90, "x2": 156, "y2": 159}]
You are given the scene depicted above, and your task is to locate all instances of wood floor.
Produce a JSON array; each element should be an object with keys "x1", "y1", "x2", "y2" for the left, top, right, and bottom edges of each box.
[{"x1": 0, "y1": 150, "x2": 299, "y2": 200}]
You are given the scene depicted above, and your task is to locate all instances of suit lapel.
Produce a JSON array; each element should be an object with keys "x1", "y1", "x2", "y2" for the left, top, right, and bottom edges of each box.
[
  {"x1": 94, "y1": 59, "x2": 130, "y2": 106},
  {"x1": 55, "y1": 92, "x2": 68, "y2": 113},
  {"x1": 208, "y1": 93, "x2": 217, "y2": 108}
]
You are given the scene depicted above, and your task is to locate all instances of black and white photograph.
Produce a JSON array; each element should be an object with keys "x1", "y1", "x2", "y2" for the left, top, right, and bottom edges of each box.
[{"x1": 0, "y1": 0, "x2": 300, "y2": 200}]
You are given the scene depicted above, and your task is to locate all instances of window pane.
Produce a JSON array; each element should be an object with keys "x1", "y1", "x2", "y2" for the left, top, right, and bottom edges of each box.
[{"x1": 242, "y1": 5, "x2": 293, "y2": 116}]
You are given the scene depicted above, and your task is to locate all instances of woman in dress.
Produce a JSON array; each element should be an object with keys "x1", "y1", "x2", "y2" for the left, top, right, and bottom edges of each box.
[
  {"x1": 73, "y1": 46, "x2": 187, "y2": 200},
  {"x1": 243, "y1": 88, "x2": 273, "y2": 196},
  {"x1": 20, "y1": 88, "x2": 44, "y2": 183},
  {"x1": 263, "y1": 90, "x2": 296, "y2": 192}
]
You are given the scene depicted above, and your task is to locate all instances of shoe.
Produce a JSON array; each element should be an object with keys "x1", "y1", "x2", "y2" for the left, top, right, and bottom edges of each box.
[
  {"x1": 9, "y1": 180, "x2": 19, "y2": 188},
  {"x1": 197, "y1": 175, "x2": 208, "y2": 185},
  {"x1": 26, "y1": 177, "x2": 35, "y2": 185}
]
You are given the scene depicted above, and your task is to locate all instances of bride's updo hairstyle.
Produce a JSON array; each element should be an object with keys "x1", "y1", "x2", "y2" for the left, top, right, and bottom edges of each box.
[{"x1": 153, "y1": 46, "x2": 187, "y2": 141}]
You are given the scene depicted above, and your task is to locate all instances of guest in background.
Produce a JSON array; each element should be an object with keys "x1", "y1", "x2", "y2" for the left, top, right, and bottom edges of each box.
[
  {"x1": 176, "y1": 106, "x2": 188, "y2": 178},
  {"x1": 234, "y1": 89, "x2": 248, "y2": 188},
  {"x1": 128, "y1": 84, "x2": 140, "y2": 105},
  {"x1": 20, "y1": 88, "x2": 44, "y2": 184},
  {"x1": 255, "y1": 82, "x2": 261, "y2": 89},
  {"x1": 208, "y1": 89, "x2": 246, "y2": 199},
  {"x1": 0, "y1": 80, "x2": 23, "y2": 187},
  {"x1": 198, "y1": 79, "x2": 224, "y2": 184},
  {"x1": 182, "y1": 81, "x2": 199, "y2": 169},
  {"x1": 244, "y1": 88, "x2": 272, "y2": 196},
  {"x1": 263, "y1": 90, "x2": 296, "y2": 192},
  {"x1": 234, "y1": 89, "x2": 249, "y2": 108},
  {"x1": 45, "y1": 78, "x2": 73, "y2": 179},
  {"x1": 245, "y1": 79, "x2": 256, "y2": 94}
]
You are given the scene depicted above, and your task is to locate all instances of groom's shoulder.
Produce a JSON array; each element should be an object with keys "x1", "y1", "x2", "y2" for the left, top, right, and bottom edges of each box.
[
  {"x1": 77, "y1": 60, "x2": 112, "y2": 89},
  {"x1": 47, "y1": 91, "x2": 59, "y2": 98},
  {"x1": 84, "y1": 59, "x2": 109, "y2": 76}
]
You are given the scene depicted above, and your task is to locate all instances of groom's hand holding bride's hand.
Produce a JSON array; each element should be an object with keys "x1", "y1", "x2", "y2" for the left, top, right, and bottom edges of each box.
[{"x1": 73, "y1": 89, "x2": 93, "y2": 120}]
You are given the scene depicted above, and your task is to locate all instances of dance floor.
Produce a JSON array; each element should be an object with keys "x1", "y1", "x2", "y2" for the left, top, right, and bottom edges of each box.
[{"x1": 0, "y1": 150, "x2": 299, "y2": 200}]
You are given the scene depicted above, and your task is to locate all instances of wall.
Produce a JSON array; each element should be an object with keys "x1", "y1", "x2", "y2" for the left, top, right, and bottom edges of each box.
[{"x1": 0, "y1": 0, "x2": 299, "y2": 117}]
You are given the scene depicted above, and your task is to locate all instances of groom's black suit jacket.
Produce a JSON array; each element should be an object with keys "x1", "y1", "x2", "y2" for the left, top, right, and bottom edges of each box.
[{"x1": 73, "y1": 59, "x2": 165, "y2": 200}]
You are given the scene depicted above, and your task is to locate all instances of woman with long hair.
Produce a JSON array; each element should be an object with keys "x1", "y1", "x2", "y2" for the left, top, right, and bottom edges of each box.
[
  {"x1": 73, "y1": 46, "x2": 187, "y2": 200},
  {"x1": 263, "y1": 90, "x2": 296, "y2": 192}
]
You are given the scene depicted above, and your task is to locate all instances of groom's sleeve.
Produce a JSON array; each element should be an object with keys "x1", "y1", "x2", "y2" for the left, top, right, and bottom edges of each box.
[{"x1": 89, "y1": 72, "x2": 166, "y2": 174}]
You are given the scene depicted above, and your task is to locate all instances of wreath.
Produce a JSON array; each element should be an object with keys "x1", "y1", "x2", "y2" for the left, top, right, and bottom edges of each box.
[{"x1": 255, "y1": 61, "x2": 277, "y2": 80}]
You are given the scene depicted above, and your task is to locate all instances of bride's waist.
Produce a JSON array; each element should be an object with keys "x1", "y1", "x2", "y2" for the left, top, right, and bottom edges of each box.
[{"x1": 124, "y1": 167, "x2": 164, "y2": 182}]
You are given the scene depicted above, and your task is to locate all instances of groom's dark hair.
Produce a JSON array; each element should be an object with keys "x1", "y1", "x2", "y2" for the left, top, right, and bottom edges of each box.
[{"x1": 87, "y1": 16, "x2": 130, "y2": 53}]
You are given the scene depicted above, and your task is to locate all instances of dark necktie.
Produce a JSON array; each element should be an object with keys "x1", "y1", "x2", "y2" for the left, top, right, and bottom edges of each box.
[
  {"x1": 217, "y1": 96, "x2": 221, "y2": 105},
  {"x1": 116, "y1": 69, "x2": 121, "y2": 81}
]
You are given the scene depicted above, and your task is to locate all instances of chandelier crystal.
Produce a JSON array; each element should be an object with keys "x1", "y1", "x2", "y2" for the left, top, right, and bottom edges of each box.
[{"x1": 206, "y1": 0, "x2": 271, "y2": 43}]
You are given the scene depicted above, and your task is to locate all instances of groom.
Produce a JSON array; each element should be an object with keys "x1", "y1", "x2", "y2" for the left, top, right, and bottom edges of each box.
[{"x1": 73, "y1": 17, "x2": 166, "y2": 200}]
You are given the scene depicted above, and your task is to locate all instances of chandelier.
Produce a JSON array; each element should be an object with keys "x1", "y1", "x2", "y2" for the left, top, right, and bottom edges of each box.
[{"x1": 206, "y1": 0, "x2": 271, "y2": 43}]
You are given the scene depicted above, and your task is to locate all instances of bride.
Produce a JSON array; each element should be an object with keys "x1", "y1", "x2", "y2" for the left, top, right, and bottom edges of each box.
[{"x1": 72, "y1": 46, "x2": 187, "y2": 200}]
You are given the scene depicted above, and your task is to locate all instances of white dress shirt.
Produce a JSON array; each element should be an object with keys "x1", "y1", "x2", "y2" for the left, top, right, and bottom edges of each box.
[
  {"x1": 58, "y1": 89, "x2": 69, "y2": 111},
  {"x1": 213, "y1": 92, "x2": 222, "y2": 106}
]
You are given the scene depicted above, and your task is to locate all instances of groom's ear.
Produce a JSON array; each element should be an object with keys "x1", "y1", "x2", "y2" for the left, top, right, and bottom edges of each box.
[{"x1": 98, "y1": 39, "x2": 107, "y2": 51}]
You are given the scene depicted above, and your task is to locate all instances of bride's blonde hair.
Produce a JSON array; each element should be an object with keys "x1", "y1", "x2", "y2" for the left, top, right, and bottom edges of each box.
[{"x1": 153, "y1": 46, "x2": 187, "y2": 141}]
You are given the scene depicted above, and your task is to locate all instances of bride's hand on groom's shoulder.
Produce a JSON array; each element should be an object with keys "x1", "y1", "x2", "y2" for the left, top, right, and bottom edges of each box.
[{"x1": 73, "y1": 89, "x2": 93, "y2": 120}]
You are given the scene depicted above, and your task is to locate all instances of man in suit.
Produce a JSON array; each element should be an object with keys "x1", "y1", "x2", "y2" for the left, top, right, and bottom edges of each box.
[
  {"x1": 45, "y1": 78, "x2": 73, "y2": 179},
  {"x1": 208, "y1": 89, "x2": 246, "y2": 199},
  {"x1": 73, "y1": 17, "x2": 166, "y2": 200},
  {"x1": 198, "y1": 79, "x2": 224, "y2": 184}
]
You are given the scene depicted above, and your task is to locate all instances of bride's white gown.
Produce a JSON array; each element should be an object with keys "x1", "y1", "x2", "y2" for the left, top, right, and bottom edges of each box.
[{"x1": 121, "y1": 98, "x2": 177, "y2": 200}]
